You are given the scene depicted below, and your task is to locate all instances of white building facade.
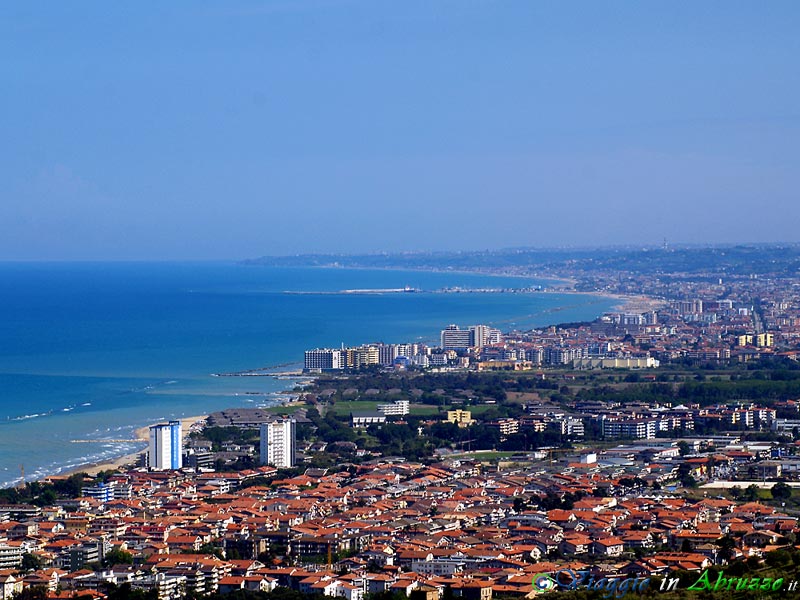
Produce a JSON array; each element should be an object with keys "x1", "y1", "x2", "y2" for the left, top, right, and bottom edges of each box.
[
  {"x1": 260, "y1": 419, "x2": 296, "y2": 468},
  {"x1": 149, "y1": 420, "x2": 182, "y2": 470}
]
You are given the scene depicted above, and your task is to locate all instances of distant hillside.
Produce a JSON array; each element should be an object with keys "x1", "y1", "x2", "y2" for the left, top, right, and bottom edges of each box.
[{"x1": 244, "y1": 244, "x2": 800, "y2": 278}]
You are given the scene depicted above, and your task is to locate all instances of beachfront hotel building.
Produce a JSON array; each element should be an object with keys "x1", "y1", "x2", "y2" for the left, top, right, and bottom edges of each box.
[
  {"x1": 148, "y1": 420, "x2": 183, "y2": 470},
  {"x1": 260, "y1": 419, "x2": 296, "y2": 468},
  {"x1": 304, "y1": 348, "x2": 344, "y2": 371},
  {"x1": 303, "y1": 345, "x2": 381, "y2": 371},
  {"x1": 441, "y1": 325, "x2": 472, "y2": 350},
  {"x1": 440, "y1": 324, "x2": 502, "y2": 350}
]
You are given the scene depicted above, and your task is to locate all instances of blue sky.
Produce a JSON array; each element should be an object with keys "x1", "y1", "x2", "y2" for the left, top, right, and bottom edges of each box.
[{"x1": 2, "y1": 1, "x2": 799, "y2": 260}]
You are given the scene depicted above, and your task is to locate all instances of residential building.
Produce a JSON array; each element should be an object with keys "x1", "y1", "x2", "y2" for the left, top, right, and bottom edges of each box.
[
  {"x1": 487, "y1": 418, "x2": 520, "y2": 438},
  {"x1": 259, "y1": 419, "x2": 296, "y2": 468},
  {"x1": 446, "y1": 410, "x2": 474, "y2": 427},
  {"x1": 440, "y1": 324, "x2": 501, "y2": 350},
  {"x1": 441, "y1": 325, "x2": 473, "y2": 350},
  {"x1": 602, "y1": 417, "x2": 657, "y2": 440},
  {"x1": 470, "y1": 325, "x2": 502, "y2": 348},
  {"x1": 304, "y1": 349, "x2": 344, "y2": 372},
  {"x1": 351, "y1": 412, "x2": 387, "y2": 428},
  {"x1": 149, "y1": 421, "x2": 183, "y2": 470},
  {"x1": 0, "y1": 572, "x2": 22, "y2": 600},
  {"x1": 429, "y1": 353, "x2": 449, "y2": 366},
  {"x1": 377, "y1": 400, "x2": 410, "y2": 416},
  {"x1": 0, "y1": 545, "x2": 23, "y2": 570},
  {"x1": 345, "y1": 346, "x2": 380, "y2": 368},
  {"x1": 378, "y1": 344, "x2": 399, "y2": 366}
]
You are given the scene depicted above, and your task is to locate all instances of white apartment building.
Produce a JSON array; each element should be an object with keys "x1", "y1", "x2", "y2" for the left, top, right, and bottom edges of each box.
[
  {"x1": 149, "y1": 420, "x2": 182, "y2": 470},
  {"x1": 377, "y1": 400, "x2": 410, "y2": 416},
  {"x1": 260, "y1": 419, "x2": 296, "y2": 468},
  {"x1": 440, "y1": 324, "x2": 502, "y2": 350},
  {"x1": 601, "y1": 417, "x2": 657, "y2": 440}
]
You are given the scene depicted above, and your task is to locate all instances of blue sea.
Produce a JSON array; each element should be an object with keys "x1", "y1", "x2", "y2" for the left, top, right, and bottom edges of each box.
[{"x1": 0, "y1": 262, "x2": 616, "y2": 487}]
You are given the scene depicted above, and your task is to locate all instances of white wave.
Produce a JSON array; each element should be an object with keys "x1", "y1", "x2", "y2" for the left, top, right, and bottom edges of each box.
[{"x1": 12, "y1": 413, "x2": 43, "y2": 421}]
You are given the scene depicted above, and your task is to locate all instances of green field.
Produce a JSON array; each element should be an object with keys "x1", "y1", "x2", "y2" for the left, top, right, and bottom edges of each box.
[
  {"x1": 329, "y1": 401, "x2": 381, "y2": 415},
  {"x1": 466, "y1": 404, "x2": 498, "y2": 415}
]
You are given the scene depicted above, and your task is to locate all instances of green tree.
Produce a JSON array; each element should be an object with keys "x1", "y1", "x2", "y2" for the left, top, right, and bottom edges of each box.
[
  {"x1": 196, "y1": 543, "x2": 225, "y2": 559},
  {"x1": 716, "y1": 535, "x2": 736, "y2": 562},
  {"x1": 103, "y1": 548, "x2": 134, "y2": 567},
  {"x1": 51, "y1": 473, "x2": 85, "y2": 498},
  {"x1": 12, "y1": 586, "x2": 48, "y2": 600},
  {"x1": 744, "y1": 484, "x2": 761, "y2": 502},
  {"x1": 103, "y1": 582, "x2": 158, "y2": 600},
  {"x1": 677, "y1": 441, "x2": 691, "y2": 456},
  {"x1": 20, "y1": 552, "x2": 43, "y2": 572},
  {"x1": 765, "y1": 549, "x2": 792, "y2": 568},
  {"x1": 771, "y1": 481, "x2": 792, "y2": 500}
]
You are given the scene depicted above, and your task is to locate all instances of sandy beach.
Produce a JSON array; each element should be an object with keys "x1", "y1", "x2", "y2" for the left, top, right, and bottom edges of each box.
[
  {"x1": 59, "y1": 415, "x2": 208, "y2": 478},
  {"x1": 540, "y1": 288, "x2": 666, "y2": 313}
]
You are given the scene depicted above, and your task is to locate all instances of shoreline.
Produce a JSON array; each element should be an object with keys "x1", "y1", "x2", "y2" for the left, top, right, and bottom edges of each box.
[
  {"x1": 20, "y1": 266, "x2": 658, "y2": 487},
  {"x1": 22, "y1": 375, "x2": 311, "y2": 488},
  {"x1": 249, "y1": 263, "x2": 659, "y2": 315},
  {"x1": 57, "y1": 415, "x2": 209, "y2": 479},
  {"x1": 246, "y1": 262, "x2": 578, "y2": 288},
  {"x1": 542, "y1": 290, "x2": 667, "y2": 313},
  {"x1": 25, "y1": 373, "x2": 313, "y2": 487}
]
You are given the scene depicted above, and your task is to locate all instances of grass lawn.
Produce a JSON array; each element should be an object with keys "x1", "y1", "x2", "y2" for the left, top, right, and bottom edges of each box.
[
  {"x1": 409, "y1": 405, "x2": 442, "y2": 416},
  {"x1": 330, "y1": 401, "x2": 380, "y2": 415}
]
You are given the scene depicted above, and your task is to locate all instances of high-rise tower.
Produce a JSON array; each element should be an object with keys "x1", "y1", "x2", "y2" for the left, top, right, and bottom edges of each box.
[
  {"x1": 148, "y1": 420, "x2": 183, "y2": 470},
  {"x1": 259, "y1": 419, "x2": 296, "y2": 468}
]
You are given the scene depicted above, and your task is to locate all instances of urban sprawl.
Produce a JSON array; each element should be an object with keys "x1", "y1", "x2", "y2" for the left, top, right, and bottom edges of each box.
[{"x1": 6, "y1": 252, "x2": 800, "y2": 600}]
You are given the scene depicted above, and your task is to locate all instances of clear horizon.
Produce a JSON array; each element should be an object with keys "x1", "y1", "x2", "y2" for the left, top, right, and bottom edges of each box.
[{"x1": 3, "y1": 2, "x2": 799, "y2": 260}]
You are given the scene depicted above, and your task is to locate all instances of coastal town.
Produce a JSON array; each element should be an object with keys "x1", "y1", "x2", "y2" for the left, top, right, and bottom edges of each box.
[
  {"x1": 4, "y1": 249, "x2": 800, "y2": 600},
  {"x1": 7, "y1": 0, "x2": 799, "y2": 598}
]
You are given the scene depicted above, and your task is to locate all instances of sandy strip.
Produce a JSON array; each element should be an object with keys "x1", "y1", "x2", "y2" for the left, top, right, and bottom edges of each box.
[
  {"x1": 540, "y1": 289, "x2": 667, "y2": 313},
  {"x1": 59, "y1": 415, "x2": 208, "y2": 479}
]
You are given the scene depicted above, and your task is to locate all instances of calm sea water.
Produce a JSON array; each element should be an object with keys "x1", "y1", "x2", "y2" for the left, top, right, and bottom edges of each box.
[{"x1": 0, "y1": 262, "x2": 616, "y2": 486}]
